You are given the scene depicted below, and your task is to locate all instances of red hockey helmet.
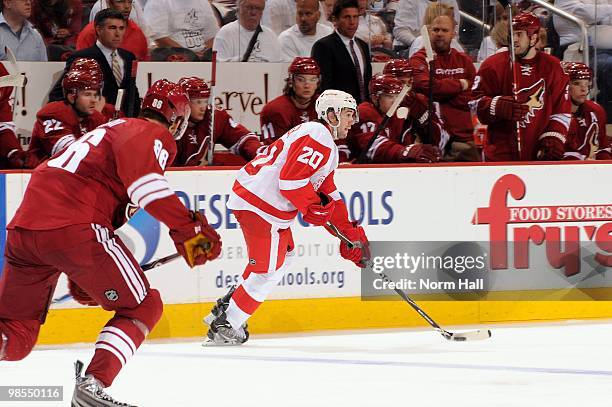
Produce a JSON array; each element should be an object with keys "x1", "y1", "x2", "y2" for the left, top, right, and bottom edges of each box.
[
  {"x1": 62, "y1": 70, "x2": 103, "y2": 96},
  {"x1": 288, "y1": 57, "x2": 321, "y2": 76},
  {"x1": 383, "y1": 59, "x2": 412, "y2": 78},
  {"x1": 369, "y1": 74, "x2": 404, "y2": 97},
  {"x1": 512, "y1": 12, "x2": 540, "y2": 36},
  {"x1": 561, "y1": 61, "x2": 593, "y2": 81},
  {"x1": 178, "y1": 76, "x2": 211, "y2": 99},
  {"x1": 142, "y1": 79, "x2": 191, "y2": 140},
  {"x1": 70, "y1": 58, "x2": 103, "y2": 79}
]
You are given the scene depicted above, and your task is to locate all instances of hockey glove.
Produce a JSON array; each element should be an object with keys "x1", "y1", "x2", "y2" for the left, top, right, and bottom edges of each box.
[
  {"x1": 401, "y1": 144, "x2": 440, "y2": 163},
  {"x1": 492, "y1": 96, "x2": 529, "y2": 122},
  {"x1": 340, "y1": 222, "x2": 369, "y2": 268},
  {"x1": 68, "y1": 279, "x2": 99, "y2": 306},
  {"x1": 170, "y1": 211, "x2": 222, "y2": 268},
  {"x1": 536, "y1": 133, "x2": 565, "y2": 161},
  {"x1": 303, "y1": 192, "x2": 336, "y2": 226}
]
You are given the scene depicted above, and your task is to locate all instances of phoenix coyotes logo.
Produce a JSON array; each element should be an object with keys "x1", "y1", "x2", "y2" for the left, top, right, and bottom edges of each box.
[{"x1": 517, "y1": 79, "x2": 545, "y2": 128}]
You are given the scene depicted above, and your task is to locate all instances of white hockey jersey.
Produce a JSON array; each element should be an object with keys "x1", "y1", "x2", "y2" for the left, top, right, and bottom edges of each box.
[{"x1": 227, "y1": 121, "x2": 340, "y2": 227}]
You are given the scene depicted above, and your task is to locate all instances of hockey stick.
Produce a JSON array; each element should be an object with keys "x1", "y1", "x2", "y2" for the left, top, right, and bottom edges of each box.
[
  {"x1": 0, "y1": 73, "x2": 25, "y2": 88},
  {"x1": 326, "y1": 222, "x2": 492, "y2": 342},
  {"x1": 421, "y1": 24, "x2": 435, "y2": 145},
  {"x1": 141, "y1": 252, "x2": 181, "y2": 270},
  {"x1": 203, "y1": 51, "x2": 217, "y2": 166},
  {"x1": 113, "y1": 88, "x2": 125, "y2": 120},
  {"x1": 356, "y1": 84, "x2": 410, "y2": 164},
  {"x1": 507, "y1": 3, "x2": 522, "y2": 157}
]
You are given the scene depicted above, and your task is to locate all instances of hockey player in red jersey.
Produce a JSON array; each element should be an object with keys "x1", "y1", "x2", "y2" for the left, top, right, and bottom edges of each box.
[
  {"x1": 408, "y1": 13, "x2": 478, "y2": 161},
  {"x1": 347, "y1": 73, "x2": 445, "y2": 163},
  {"x1": 471, "y1": 12, "x2": 571, "y2": 161},
  {"x1": 203, "y1": 90, "x2": 369, "y2": 345},
  {"x1": 259, "y1": 57, "x2": 320, "y2": 144},
  {"x1": 173, "y1": 76, "x2": 263, "y2": 166},
  {"x1": 28, "y1": 69, "x2": 107, "y2": 167},
  {"x1": 0, "y1": 80, "x2": 222, "y2": 406},
  {"x1": 561, "y1": 62, "x2": 611, "y2": 160},
  {"x1": 69, "y1": 57, "x2": 121, "y2": 121},
  {"x1": 0, "y1": 62, "x2": 28, "y2": 169}
]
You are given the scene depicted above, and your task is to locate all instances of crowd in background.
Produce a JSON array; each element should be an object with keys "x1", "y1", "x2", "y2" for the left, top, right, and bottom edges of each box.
[{"x1": 0, "y1": 0, "x2": 611, "y2": 168}]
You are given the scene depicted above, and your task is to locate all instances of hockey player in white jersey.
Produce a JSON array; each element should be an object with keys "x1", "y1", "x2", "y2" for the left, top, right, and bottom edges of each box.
[{"x1": 204, "y1": 90, "x2": 370, "y2": 345}]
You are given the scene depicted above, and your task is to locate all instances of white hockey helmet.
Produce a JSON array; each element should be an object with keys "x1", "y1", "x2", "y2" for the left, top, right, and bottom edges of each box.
[{"x1": 315, "y1": 89, "x2": 359, "y2": 128}]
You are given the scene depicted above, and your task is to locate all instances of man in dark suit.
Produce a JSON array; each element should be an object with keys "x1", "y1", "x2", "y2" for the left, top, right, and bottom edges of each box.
[
  {"x1": 311, "y1": 0, "x2": 371, "y2": 104},
  {"x1": 49, "y1": 9, "x2": 140, "y2": 117}
]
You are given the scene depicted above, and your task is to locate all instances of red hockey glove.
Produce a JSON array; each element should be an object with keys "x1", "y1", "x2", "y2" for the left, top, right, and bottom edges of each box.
[
  {"x1": 401, "y1": 144, "x2": 440, "y2": 163},
  {"x1": 6, "y1": 149, "x2": 30, "y2": 169},
  {"x1": 170, "y1": 211, "x2": 222, "y2": 268},
  {"x1": 403, "y1": 92, "x2": 428, "y2": 121},
  {"x1": 340, "y1": 222, "x2": 369, "y2": 268},
  {"x1": 303, "y1": 192, "x2": 336, "y2": 226},
  {"x1": 536, "y1": 133, "x2": 565, "y2": 161},
  {"x1": 492, "y1": 96, "x2": 529, "y2": 122},
  {"x1": 68, "y1": 279, "x2": 99, "y2": 306}
]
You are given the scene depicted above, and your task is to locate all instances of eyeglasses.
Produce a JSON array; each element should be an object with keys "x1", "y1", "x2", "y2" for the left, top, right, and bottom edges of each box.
[{"x1": 294, "y1": 75, "x2": 320, "y2": 84}]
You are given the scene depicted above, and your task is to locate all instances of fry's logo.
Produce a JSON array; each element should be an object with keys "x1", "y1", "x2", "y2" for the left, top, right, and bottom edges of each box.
[{"x1": 472, "y1": 174, "x2": 612, "y2": 276}]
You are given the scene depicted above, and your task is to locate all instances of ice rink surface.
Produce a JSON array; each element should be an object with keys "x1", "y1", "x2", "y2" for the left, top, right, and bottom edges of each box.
[{"x1": 2, "y1": 321, "x2": 612, "y2": 407}]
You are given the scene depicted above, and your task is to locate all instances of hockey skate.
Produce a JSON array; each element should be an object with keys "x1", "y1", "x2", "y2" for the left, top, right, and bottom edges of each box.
[
  {"x1": 71, "y1": 360, "x2": 136, "y2": 407},
  {"x1": 203, "y1": 311, "x2": 249, "y2": 346}
]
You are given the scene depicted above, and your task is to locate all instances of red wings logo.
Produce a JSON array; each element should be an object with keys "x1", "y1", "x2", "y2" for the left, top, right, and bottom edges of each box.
[{"x1": 517, "y1": 79, "x2": 545, "y2": 128}]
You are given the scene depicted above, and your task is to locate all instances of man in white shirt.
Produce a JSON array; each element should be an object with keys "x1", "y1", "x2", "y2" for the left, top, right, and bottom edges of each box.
[
  {"x1": 279, "y1": 0, "x2": 332, "y2": 61},
  {"x1": 392, "y1": 0, "x2": 459, "y2": 50},
  {"x1": 213, "y1": 0, "x2": 281, "y2": 62},
  {"x1": 144, "y1": 0, "x2": 219, "y2": 60}
]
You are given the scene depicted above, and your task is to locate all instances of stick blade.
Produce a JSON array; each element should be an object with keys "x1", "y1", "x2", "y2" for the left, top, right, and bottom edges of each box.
[{"x1": 446, "y1": 329, "x2": 492, "y2": 342}]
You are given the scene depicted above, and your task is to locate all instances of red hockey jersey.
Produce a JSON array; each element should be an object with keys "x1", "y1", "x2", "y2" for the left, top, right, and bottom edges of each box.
[
  {"x1": 472, "y1": 51, "x2": 571, "y2": 161},
  {"x1": 259, "y1": 95, "x2": 317, "y2": 145},
  {"x1": 9, "y1": 119, "x2": 193, "y2": 233},
  {"x1": 173, "y1": 107, "x2": 263, "y2": 166},
  {"x1": 409, "y1": 48, "x2": 476, "y2": 142},
  {"x1": 564, "y1": 100, "x2": 610, "y2": 160},
  {"x1": 29, "y1": 101, "x2": 107, "y2": 165},
  {"x1": 347, "y1": 96, "x2": 447, "y2": 163}
]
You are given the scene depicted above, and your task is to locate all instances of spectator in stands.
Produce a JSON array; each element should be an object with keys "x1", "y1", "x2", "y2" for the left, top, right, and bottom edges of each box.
[
  {"x1": 312, "y1": 0, "x2": 372, "y2": 104},
  {"x1": 347, "y1": 73, "x2": 443, "y2": 163},
  {"x1": 561, "y1": 61, "x2": 611, "y2": 160},
  {"x1": 29, "y1": 70, "x2": 107, "y2": 167},
  {"x1": 554, "y1": 0, "x2": 612, "y2": 118},
  {"x1": 409, "y1": 10, "x2": 478, "y2": 161},
  {"x1": 392, "y1": 0, "x2": 459, "y2": 54},
  {"x1": 0, "y1": 0, "x2": 47, "y2": 61},
  {"x1": 0, "y1": 62, "x2": 29, "y2": 168},
  {"x1": 77, "y1": 0, "x2": 149, "y2": 61},
  {"x1": 355, "y1": 0, "x2": 392, "y2": 50},
  {"x1": 174, "y1": 76, "x2": 263, "y2": 166},
  {"x1": 279, "y1": 0, "x2": 332, "y2": 61},
  {"x1": 260, "y1": 57, "x2": 321, "y2": 143},
  {"x1": 319, "y1": 0, "x2": 333, "y2": 27},
  {"x1": 89, "y1": 0, "x2": 151, "y2": 39},
  {"x1": 30, "y1": 0, "x2": 82, "y2": 49},
  {"x1": 261, "y1": 0, "x2": 296, "y2": 35},
  {"x1": 213, "y1": 0, "x2": 281, "y2": 62},
  {"x1": 477, "y1": 2, "x2": 510, "y2": 62},
  {"x1": 144, "y1": 0, "x2": 219, "y2": 61},
  {"x1": 408, "y1": 2, "x2": 463, "y2": 58},
  {"x1": 49, "y1": 9, "x2": 140, "y2": 117}
]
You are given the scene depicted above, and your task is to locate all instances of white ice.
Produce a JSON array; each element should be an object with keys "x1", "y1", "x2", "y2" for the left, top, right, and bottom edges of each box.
[{"x1": 2, "y1": 321, "x2": 612, "y2": 407}]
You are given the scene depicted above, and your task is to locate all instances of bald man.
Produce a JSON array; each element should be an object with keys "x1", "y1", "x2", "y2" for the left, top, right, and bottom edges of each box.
[{"x1": 278, "y1": 0, "x2": 333, "y2": 62}]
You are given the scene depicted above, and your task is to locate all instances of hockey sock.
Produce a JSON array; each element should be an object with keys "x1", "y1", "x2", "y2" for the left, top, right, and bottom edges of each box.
[
  {"x1": 86, "y1": 316, "x2": 146, "y2": 387},
  {"x1": 225, "y1": 265, "x2": 288, "y2": 330}
]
